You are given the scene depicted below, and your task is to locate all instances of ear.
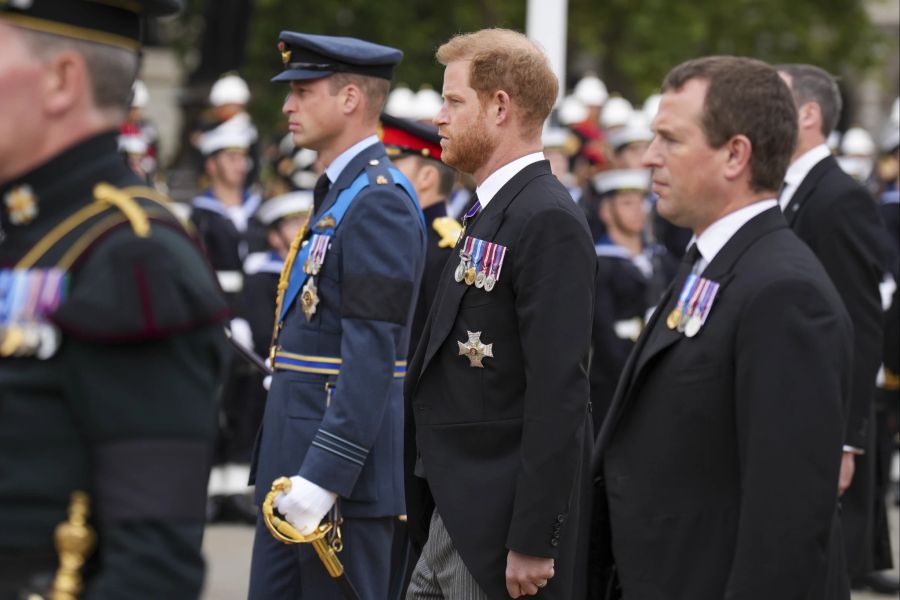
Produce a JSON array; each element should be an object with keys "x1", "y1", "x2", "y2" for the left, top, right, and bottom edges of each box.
[
  {"x1": 722, "y1": 134, "x2": 753, "y2": 182},
  {"x1": 492, "y1": 90, "x2": 511, "y2": 125},
  {"x1": 797, "y1": 101, "x2": 821, "y2": 133},
  {"x1": 417, "y1": 162, "x2": 439, "y2": 193},
  {"x1": 340, "y1": 83, "x2": 362, "y2": 116},
  {"x1": 42, "y1": 50, "x2": 87, "y2": 117}
]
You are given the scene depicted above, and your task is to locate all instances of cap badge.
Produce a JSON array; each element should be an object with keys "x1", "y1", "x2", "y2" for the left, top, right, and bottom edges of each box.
[
  {"x1": 4, "y1": 184, "x2": 38, "y2": 226},
  {"x1": 277, "y1": 41, "x2": 292, "y2": 66}
]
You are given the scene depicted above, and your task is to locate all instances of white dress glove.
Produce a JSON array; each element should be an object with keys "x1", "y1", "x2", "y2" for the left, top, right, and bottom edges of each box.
[
  {"x1": 229, "y1": 317, "x2": 254, "y2": 350},
  {"x1": 273, "y1": 475, "x2": 337, "y2": 535},
  {"x1": 263, "y1": 357, "x2": 272, "y2": 391}
]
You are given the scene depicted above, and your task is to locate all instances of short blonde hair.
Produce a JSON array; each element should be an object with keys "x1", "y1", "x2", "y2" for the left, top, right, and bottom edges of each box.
[{"x1": 436, "y1": 28, "x2": 557, "y2": 136}]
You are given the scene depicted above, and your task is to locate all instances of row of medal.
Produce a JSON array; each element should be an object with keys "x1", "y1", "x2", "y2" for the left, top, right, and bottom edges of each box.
[
  {"x1": 666, "y1": 273, "x2": 720, "y2": 338},
  {"x1": 299, "y1": 233, "x2": 331, "y2": 321},
  {"x1": 0, "y1": 268, "x2": 68, "y2": 358},
  {"x1": 454, "y1": 236, "x2": 508, "y2": 292}
]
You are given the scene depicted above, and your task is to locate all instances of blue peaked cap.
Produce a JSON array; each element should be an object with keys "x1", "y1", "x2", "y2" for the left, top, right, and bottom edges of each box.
[{"x1": 272, "y1": 32, "x2": 403, "y2": 82}]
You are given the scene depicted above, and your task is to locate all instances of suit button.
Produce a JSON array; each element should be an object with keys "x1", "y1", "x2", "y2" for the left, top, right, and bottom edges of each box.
[
  {"x1": 557, "y1": 514, "x2": 565, "y2": 523},
  {"x1": 550, "y1": 538, "x2": 559, "y2": 547}
]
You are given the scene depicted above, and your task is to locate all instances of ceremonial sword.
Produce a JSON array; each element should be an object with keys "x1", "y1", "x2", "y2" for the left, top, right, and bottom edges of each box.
[{"x1": 262, "y1": 477, "x2": 361, "y2": 600}]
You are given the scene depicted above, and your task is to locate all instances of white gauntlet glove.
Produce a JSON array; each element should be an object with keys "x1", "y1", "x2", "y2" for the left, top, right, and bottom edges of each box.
[{"x1": 273, "y1": 475, "x2": 337, "y2": 535}]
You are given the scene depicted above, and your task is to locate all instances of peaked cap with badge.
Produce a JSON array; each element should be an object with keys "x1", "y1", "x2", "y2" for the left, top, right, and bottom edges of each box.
[
  {"x1": 272, "y1": 31, "x2": 403, "y2": 82},
  {"x1": 0, "y1": 2, "x2": 231, "y2": 598}
]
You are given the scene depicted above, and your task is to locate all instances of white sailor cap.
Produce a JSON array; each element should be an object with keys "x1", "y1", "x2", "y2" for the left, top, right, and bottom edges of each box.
[
  {"x1": 200, "y1": 113, "x2": 255, "y2": 156},
  {"x1": 573, "y1": 74, "x2": 608, "y2": 107},
  {"x1": 209, "y1": 73, "x2": 251, "y2": 107},
  {"x1": 840, "y1": 127, "x2": 876, "y2": 157},
  {"x1": 601, "y1": 97, "x2": 634, "y2": 129},
  {"x1": 256, "y1": 191, "x2": 314, "y2": 226},
  {"x1": 642, "y1": 94, "x2": 661, "y2": 122},
  {"x1": 592, "y1": 169, "x2": 651, "y2": 196},
  {"x1": 118, "y1": 133, "x2": 148, "y2": 155},
  {"x1": 413, "y1": 86, "x2": 443, "y2": 121},
  {"x1": 609, "y1": 115, "x2": 653, "y2": 151},
  {"x1": 385, "y1": 85, "x2": 417, "y2": 119},
  {"x1": 558, "y1": 95, "x2": 588, "y2": 125},
  {"x1": 541, "y1": 126, "x2": 578, "y2": 152}
]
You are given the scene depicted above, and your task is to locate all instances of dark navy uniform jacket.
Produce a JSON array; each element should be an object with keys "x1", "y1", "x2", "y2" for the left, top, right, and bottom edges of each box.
[
  {"x1": 190, "y1": 188, "x2": 265, "y2": 302},
  {"x1": 250, "y1": 141, "x2": 426, "y2": 519},
  {"x1": 590, "y1": 237, "x2": 676, "y2": 425}
]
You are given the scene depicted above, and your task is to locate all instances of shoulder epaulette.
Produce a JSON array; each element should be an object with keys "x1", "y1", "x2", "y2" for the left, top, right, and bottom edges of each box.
[
  {"x1": 93, "y1": 183, "x2": 150, "y2": 237},
  {"x1": 364, "y1": 158, "x2": 394, "y2": 186},
  {"x1": 17, "y1": 183, "x2": 189, "y2": 270}
]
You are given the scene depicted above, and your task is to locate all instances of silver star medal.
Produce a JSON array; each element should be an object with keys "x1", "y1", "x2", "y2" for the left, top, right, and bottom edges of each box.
[{"x1": 457, "y1": 330, "x2": 493, "y2": 368}]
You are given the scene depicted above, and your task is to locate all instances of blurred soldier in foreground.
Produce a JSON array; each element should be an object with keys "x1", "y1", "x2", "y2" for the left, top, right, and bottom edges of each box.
[{"x1": 0, "y1": 2, "x2": 230, "y2": 598}]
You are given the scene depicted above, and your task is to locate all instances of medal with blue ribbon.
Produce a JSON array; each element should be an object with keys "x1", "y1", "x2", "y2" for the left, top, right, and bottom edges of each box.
[
  {"x1": 0, "y1": 268, "x2": 69, "y2": 358},
  {"x1": 666, "y1": 273, "x2": 699, "y2": 330}
]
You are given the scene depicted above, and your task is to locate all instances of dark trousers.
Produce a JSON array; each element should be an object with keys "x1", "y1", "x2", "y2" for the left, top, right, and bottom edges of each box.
[{"x1": 248, "y1": 514, "x2": 395, "y2": 600}]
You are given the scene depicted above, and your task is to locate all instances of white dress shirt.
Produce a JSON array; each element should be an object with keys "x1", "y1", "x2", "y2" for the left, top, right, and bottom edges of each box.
[
  {"x1": 692, "y1": 200, "x2": 778, "y2": 273},
  {"x1": 324, "y1": 135, "x2": 380, "y2": 184},
  {"x1": 474, "y1": 152, "x2": 545, "y2": 209}
]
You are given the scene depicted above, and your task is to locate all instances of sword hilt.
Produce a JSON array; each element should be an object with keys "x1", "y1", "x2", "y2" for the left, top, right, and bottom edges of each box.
[{"x1": 262, "y1": 477, "x2": 345, "y2": 578}]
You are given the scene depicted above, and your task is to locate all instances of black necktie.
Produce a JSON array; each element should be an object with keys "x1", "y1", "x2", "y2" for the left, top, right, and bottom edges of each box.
[{"x1": 313, "y1": 174, "x2": 330, "y2": 215}]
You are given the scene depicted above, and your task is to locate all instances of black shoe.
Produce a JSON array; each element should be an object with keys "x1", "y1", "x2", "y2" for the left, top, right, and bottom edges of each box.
[
  {"x1": 851, "y1": 571, "x2": 900, "y2": 594},
  {"x1": 218, "y1": 493, "x2": 258, "y2": 525}
]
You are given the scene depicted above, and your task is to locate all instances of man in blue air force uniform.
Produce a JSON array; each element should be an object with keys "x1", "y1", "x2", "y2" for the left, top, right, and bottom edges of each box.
[{"x1": 248, "y1": 32, "x2": 426, "y2": 599}]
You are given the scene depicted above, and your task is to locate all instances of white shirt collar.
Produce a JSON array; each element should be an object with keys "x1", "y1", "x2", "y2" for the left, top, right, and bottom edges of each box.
[
  {"x1": 324, "y1": 135, "x2": 380, "y2": 184},
  {"x1": 693, "y1": 199, "x2": 778, "y2": 272},
  {"x1": 474, "y1": 152, "x2": 545, "y2": 209},
  {"x1": 779, "y1": 143, "x2": 831, "y2": 209}
]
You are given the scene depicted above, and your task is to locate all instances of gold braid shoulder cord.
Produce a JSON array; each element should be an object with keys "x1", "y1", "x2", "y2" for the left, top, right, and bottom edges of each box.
[{"x1": 268, "y1": 213, "x2": 312, "y2": 362}]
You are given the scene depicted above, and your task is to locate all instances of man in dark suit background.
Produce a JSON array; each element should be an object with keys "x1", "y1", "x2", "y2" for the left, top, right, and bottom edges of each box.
[
  {"x1": 405, "y1": 28, "x2": 595, "y2": 600},
  {"x1": 776, "y1": 64, "x2": 897, "y2": 595},
  {"x1": 593, "y1": 56, "x2": 852, "y2": 600}
]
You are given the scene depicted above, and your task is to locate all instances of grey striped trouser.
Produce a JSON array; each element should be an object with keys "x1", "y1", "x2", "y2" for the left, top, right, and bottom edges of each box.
[{"x1": 405, "y1": 510, "x2": 491, "y2": 600}]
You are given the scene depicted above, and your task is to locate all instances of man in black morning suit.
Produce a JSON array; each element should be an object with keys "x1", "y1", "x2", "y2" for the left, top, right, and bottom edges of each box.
[
  {"x1": 404, "y1": 29, "x2": 595, "y2": 600},
  {"x1": 776, "y1": 64, "x2": 896, "y2": 595},
  {"x1": 592, "y1": 57, "x2": 852, "y2": 600}
]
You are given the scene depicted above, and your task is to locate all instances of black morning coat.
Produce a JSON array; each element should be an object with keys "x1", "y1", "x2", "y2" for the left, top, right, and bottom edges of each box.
[{"x1": 405, "y1": 160, "x2": 596, "y2": 600}]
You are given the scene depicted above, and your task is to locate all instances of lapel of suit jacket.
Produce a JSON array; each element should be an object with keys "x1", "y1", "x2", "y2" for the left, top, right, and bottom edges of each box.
[
  {"x1": 595, "y1": 207, "x2": 788, "y2": 459},
  {"x1": 414, "y1": 161, "x2": 551, "y2": 384},
  {"x1": 314, "y1": 142, "x2": 387, "y2": 219},
  {"x1": 784, "y1": 155, "x2": 834, "y2": 226}
]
